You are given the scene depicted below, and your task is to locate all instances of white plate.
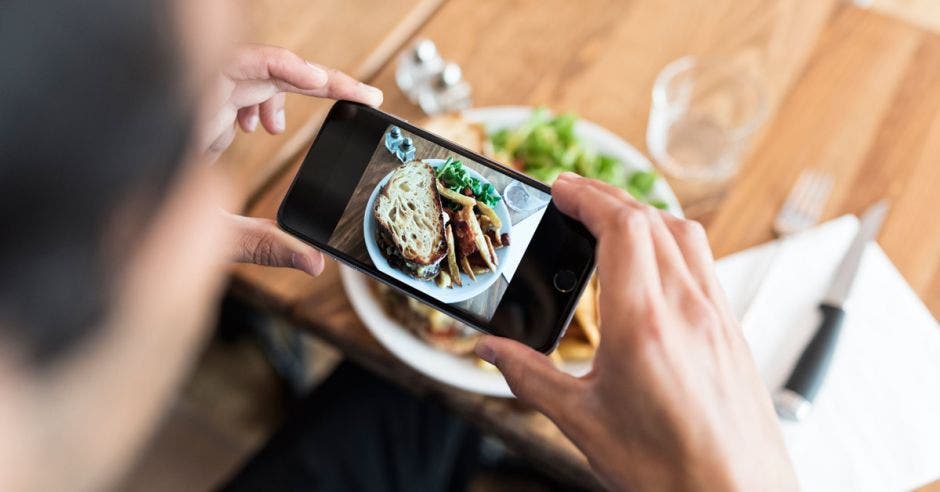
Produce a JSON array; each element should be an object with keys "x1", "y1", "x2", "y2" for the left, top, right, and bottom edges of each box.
[
  {"x1": 363, "y1": 158, "x2": 513, "y2": 304},
  {"x1": 344, "y1": 107, "x2": 684, "y2": 398}
]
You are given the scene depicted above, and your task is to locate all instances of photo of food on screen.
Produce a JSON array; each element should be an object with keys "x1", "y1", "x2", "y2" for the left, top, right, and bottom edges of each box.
[{"x1": 326, "y1": 125, "x2": 550, "y2": 321}]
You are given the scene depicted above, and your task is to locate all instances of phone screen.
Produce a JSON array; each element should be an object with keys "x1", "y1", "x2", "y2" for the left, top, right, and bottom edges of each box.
[{"x1": 279, "y1": 101, "x2": 595, "y2": 351}]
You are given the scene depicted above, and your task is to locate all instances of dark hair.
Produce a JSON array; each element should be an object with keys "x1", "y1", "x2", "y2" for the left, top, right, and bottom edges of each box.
[{"x1": 0, "y1": 0, "x2": 193, "y2": 364}]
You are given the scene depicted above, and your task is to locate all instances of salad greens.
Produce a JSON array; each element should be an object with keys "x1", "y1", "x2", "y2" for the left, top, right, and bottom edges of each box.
[
  {"x1": 490, "y1": 108, "x2": 667, "y2": 209},
  {"x1": 435, "y1": 157, "x2": 501, "y2": 208}
]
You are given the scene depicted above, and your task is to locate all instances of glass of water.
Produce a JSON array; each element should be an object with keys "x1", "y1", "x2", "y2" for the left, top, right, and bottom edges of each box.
[{"x1": 647, "y1": 56, "x2": 767, "y2": 182}]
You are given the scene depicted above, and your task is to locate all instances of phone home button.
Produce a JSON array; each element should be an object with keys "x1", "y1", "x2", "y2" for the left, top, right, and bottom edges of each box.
[{"x1": 553, "y1": 270, "x2": 577, "y2": 293}]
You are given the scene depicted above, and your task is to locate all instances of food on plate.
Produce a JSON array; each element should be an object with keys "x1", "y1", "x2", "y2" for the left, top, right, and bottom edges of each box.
[
  {"x1": 436, "y1": 181, "x2": 476, "y2": 207},
  {"x1": 444, "y1": 224, "x2": 461, "y2": 287},
  {"x1": 424, "y1": 110, "x2": 667, "y2": 208},
  {"x1": 475, "y1": 201, "x2": 502, "y2": 231},
  {"x1": 461, "y1": 206, "x2": 495, "y2": 270},
  {"x1": 372, "y1": 281, "x2": 481, "y2": 355},
  {"x1": 459, "y1": 254, "x2": 476, "y2": 281},
  {"x1": 373, "y1": 157, "x2": 510, "y2": 288},
  {"x1": 422, "y1": 114, "x2": 487, "y2": 153},
  {"x1": 373, "y1": 161, "x2": 448, "y2": 280},
  {"x1": 436, "y1": 157, "x2": 501, "y2": 208},
  {"x1": 434, "y1": 158, "x2": 508, "y2": 287},
  {"x1": 573, "y1": 278, "x2": 600, "y2": 347},
  {"x1": 490, "y1": 108, "x2": 666, "y2": 208}
]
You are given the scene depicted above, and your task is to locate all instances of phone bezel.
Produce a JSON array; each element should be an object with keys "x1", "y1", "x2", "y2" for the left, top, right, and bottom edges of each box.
[{"x1": 277, "y1": 101, "x2": 595, "y2": 353}]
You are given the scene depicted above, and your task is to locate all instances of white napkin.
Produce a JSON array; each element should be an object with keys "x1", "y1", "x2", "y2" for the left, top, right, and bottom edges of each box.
[
  {"x1": 500, "y1": 208, "x2": 546, "y2": 283},
  {"x1": 715, "y1": 215, "x2": 940, "y2": 491}
]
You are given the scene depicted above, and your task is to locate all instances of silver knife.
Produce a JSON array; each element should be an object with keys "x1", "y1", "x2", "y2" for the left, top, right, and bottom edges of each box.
[{"x1": 774, "y1": 200, "x2": 890, "y2": 421}]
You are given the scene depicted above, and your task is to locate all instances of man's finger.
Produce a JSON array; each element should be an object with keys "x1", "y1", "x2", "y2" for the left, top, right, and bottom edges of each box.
[
  {"x1": 660, "y1": 213, "x2": 735, "y2": 321},
  {"x1": 225, "y1": 45, "x2": 328, "y2": 90},
  {"x1": 259, "y1": 93, "x2": 287, "y2": 134},
  {"x1": 237, "y1": 105, "x2": 259, "y2": 133},
  {"x1": 226, "y1": 45, "x2": 382, "y2": 108},
  {"x1": 297, "y1": 63, "x2": 384, "y2": 107},
  {"x1": 576, "y1": 178, "x2": 699, "y2": 305},
  {"x1": 552, "y1": 173, "x2": 638, "y2": 239},
  {"x1": 552, "y1": 173, "x2": 661, "y2": 297},
  {"x1": 475, "y1": 336, "x2": 583, "y2": 422},
  {"x1": 226, "y1": 213, "x2": 325, "y2": 276}
]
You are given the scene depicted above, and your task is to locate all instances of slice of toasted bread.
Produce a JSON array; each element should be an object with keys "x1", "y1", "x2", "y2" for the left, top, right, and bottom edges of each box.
[{"x1": 374, "y1": 161, "x2": 447, "y2": 273}]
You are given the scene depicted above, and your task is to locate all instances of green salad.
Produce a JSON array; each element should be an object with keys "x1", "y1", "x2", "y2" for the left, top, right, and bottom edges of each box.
[
  {"x1": 489, "y1": 108, "x2": 667, "y2": 209},
  {"x1": 435, "y1": 157, "x2": 501, "y2": 208}
]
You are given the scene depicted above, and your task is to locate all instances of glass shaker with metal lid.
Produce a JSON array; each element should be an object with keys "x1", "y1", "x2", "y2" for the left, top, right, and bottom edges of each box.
[{"x1": 395, "y1": 39, "x2": 445, "y2": 103}]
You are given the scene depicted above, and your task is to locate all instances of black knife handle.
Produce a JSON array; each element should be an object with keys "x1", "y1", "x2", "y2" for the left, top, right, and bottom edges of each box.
[{"x1": 775, "y1": 303, "x2": 845, "y2": 420}]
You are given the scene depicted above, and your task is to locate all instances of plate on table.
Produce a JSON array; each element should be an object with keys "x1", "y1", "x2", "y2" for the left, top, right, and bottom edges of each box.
[
  {"x1": 363, "y1": 158, "x2": 513, "y2": 304},
  {"x1": 345, "y1": 107, "x2": 683, "y2": 398}
]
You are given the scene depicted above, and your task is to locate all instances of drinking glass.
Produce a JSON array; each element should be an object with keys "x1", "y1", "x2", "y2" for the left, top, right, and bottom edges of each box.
[{"x1": 647, "y1": 56, "x2": 767, "y2": 182}]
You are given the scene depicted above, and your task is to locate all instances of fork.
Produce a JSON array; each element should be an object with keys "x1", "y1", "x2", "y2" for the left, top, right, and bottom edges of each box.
[{"x1": 735, "y1": 169, "x2": 834, "y2": 328}]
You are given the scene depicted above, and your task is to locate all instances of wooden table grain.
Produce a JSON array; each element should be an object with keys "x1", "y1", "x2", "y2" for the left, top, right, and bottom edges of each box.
[{"x1": 229, "y1": 1, "x2": 940, "y2": 488}]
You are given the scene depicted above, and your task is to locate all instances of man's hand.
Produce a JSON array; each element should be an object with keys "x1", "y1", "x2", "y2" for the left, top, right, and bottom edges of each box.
[
  {"x1": 204, "y1": 45, "x2": 382, "y2": 276},
  {"x1": 474, "y1": 173, "x2": 798, "y2": 491},
  {"x1": 201, "y1": 44, "x2": 382, "y2": 159}
]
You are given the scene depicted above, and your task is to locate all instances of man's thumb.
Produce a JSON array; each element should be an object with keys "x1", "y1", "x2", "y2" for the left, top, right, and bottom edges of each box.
[
  {"x1": 225, "y1": 213, "x2": 325, "y2": 276},
  {"x1": 475, "y1": 335, "x2": 581, "y2": 417}
]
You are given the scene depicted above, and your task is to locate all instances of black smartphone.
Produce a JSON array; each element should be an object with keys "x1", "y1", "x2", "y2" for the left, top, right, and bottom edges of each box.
[{"x1": 278, "y1": 101, "x2": 596, "y2": 352}]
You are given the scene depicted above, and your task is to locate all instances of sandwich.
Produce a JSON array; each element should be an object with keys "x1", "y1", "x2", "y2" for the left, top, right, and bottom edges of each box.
[{"x1": 373, "y1": 161, "x2": 448, "y2": 280}]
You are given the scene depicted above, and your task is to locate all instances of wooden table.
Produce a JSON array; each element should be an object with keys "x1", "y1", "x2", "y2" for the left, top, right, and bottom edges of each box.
[{"x1": 227, "y1": 1, "x2": 940, "y2": 489}]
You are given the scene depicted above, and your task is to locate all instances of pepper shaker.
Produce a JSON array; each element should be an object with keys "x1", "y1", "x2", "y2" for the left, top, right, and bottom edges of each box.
[
  {"x1": 385, "y1": 126, "x2": 404, "y2": 153},
  {"x1": 395, "y1": 138, "x2": 415, "y2": 163},
  {"x1": 395, "y1": 39, "x2": 444, "y2": 103},
  {"x1": 418, "y1": 62, "x2": 473, "y2": 115}
]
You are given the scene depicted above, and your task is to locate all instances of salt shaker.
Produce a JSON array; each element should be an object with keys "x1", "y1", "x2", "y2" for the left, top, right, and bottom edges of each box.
[
  {"x1": 395, "y1": 39, "x2": 444, "y2": 103},
  {"x1": 385, "y1": 126, "x2": 403, "y2": 153},
  {"x1": 395, "y1": 138, "x2": 415, "y2": 163},
  {"x1": 418, "y1": 62, "x2": 472, "y2": 115}
]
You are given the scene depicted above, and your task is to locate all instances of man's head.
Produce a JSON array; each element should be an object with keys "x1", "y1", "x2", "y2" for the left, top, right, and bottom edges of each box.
[
  {"x1": 0, "y1": 0, "x2": 193, "y2": 363},
  {"x1": 0, "y1": 0, "x2": 237, "y2": 489}
]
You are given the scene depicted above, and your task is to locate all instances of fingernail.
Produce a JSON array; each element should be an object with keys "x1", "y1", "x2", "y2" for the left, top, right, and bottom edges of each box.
[
  {"x1": 275, "y1": 109, "x2": 286, "y2": 132},
  {"x1": 474, "y1": 340, "x2": 496, "y2": 364},
  {"x1": 306, "y1": 61, "x2": 329, "y2": 87},
  {"x1": 558, "y1": 172, "x2": 580, "y2": 182},
  {"x1": 246, "y1": 113, "x2": 259, "y2": 132},
  {"x1": 359, "y1": 82, "x2": 384, "y2": 107}
]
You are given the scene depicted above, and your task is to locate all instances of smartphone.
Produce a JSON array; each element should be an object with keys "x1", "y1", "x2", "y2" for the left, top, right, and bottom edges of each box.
[{"x1": 278, "y1": 101, "x2": 596, "y2": 352}]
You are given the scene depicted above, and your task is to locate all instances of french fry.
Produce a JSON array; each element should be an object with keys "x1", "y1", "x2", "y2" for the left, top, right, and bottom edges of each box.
[
  {"x1": 460, "y1": 254, "x2": 476, "y2": 281},
  {"x1": 484, "y1": 234, "x2": 498, "y2": 266},
  {"x1": 574, "y1": 278, "x2": 601, "y2": 347},
  {"x1": 471, "y1": 265, "x2": 488, "y2": 275},
  {"x1": 436, "y1": 181, "x2": 476, "y2": 207},
  {"x1": 479, "y1": 215, "x2": 492, "y2": 231},
  {"x1": 476, "y1": 201, "x2": 502, "y2": 231},
  {"x1": 435, "y1": 271, "x2": 451, "y2": 288},
  {"x1": 485, "y1": 229, "x2": 501, "y2": 247},
  {"x1": 548, "y1": 349, "x2": 564, "y2": 366},
  {"x1": 445, "y1": 224, "x2": 462, "y2": 287},
  {"x1": 557, "y1": 339, "x2": 595, "y2": 361},
  {"x1": 463, "y1": 207, "x2": 496, "y2": 271},
  {"x1": 475, "y1": 358, "x2": 499, "y2": 371}
]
